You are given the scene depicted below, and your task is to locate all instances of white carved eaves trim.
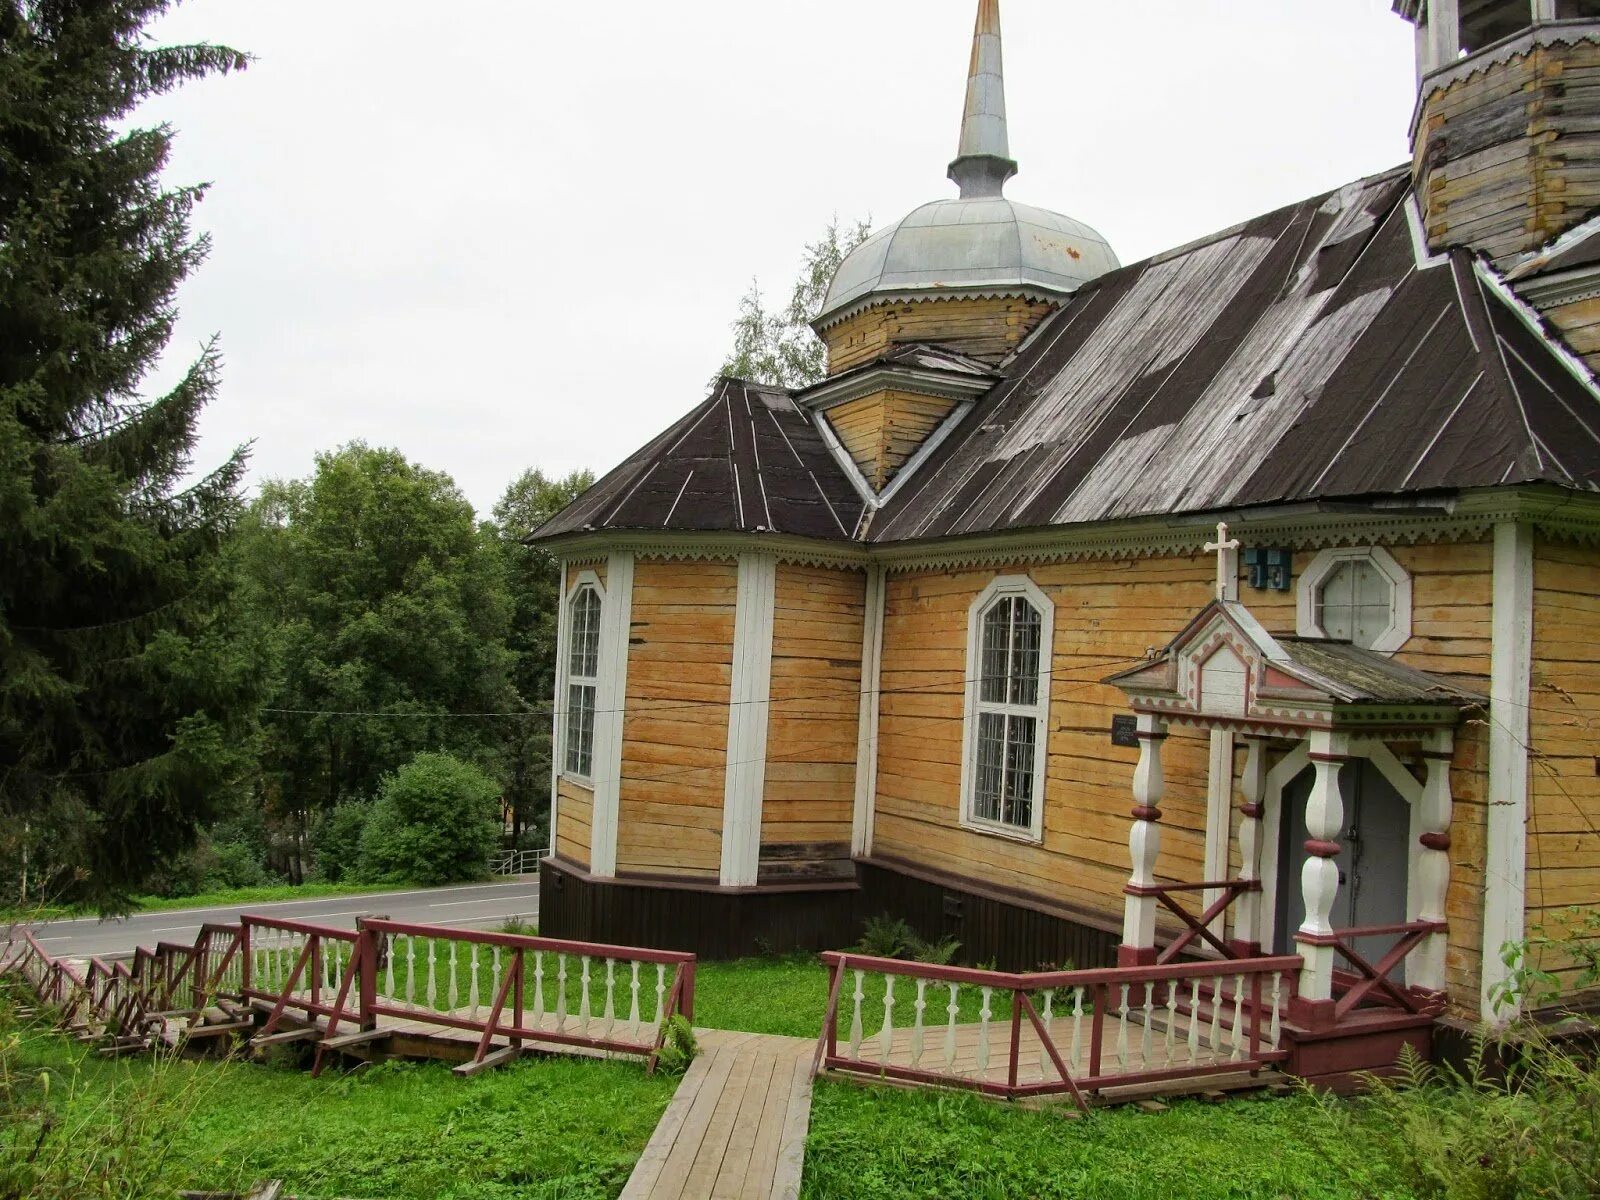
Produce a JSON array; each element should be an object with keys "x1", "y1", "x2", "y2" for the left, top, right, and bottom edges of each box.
[
  {"x1": 542, "y1": 532, "x2": 868, "y2": 570},
  {"x1": 1476, "y1": 258, "x2": 1600, "y2": 405},
  {"x1": 540, "y1": 488, "x2": 1600, "y2": 574}
]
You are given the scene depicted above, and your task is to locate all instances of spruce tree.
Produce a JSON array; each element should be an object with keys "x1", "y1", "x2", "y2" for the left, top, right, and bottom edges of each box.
[{"x1": 0, "y1": 1, "x2": 254, "y2": 905}]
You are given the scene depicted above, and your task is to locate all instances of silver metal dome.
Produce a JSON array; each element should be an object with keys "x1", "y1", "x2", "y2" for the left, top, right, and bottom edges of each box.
[
  {"x1": 815, "y1": 198, "x2": 1120, "y2": 328},
  {"x1": 814, "y1": 0, "x2": 1119, "y2": 330}
]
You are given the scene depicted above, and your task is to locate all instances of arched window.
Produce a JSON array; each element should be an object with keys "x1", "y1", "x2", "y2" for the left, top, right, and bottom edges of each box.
[
  {"x1": 963, "y1": 578, "x2": 1053, "y2": 840},
  {"x1": 565, "y1": 583, "x2": 603, "y2": 778}
]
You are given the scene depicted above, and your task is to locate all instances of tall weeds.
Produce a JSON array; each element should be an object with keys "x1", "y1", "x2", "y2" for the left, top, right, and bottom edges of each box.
[{"x1": 0, "y1": 985, "x2": 240, "y2": 1200}]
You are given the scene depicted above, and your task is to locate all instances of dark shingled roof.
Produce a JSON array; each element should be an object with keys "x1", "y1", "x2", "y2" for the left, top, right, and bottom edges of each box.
[
  {"x1": 537, "y1": 379, "x2": 866, "y2": 541},
  {"x1": 1271, "y1": 638, "x2": 1486, "y2": 705},
  {"x1": 537, "y1": 170, "x2": 1600, "y2": 547},
  {"x1": 871, "y1": 168, "x2": 1600, "y2": 542}
]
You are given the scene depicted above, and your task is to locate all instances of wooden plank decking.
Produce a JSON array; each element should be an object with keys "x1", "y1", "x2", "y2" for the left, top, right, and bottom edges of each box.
[{"x1": 620, "y1": 1031, "x2": 815, "y2": 1200}]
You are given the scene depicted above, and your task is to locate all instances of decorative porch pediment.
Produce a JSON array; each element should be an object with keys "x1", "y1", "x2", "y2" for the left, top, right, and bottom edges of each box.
[{"x1": 1104, "y1": 600, "x2": 1484, "y2": 736}]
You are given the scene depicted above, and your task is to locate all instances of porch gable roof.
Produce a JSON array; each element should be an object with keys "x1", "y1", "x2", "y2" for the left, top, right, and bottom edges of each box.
[{"x1": 1104, "y1": 600, "x2": 1484, "y2": 734}]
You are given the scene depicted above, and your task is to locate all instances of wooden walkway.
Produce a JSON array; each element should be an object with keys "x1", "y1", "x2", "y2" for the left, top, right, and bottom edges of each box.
[{"x1": 620, "y1": 1030, "x2": 815, "y2": 1200}]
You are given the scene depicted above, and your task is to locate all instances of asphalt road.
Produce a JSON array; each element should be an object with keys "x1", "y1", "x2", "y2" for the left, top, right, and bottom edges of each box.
[{"x1": 13, "y1": 879, "x2": 541, "y2": 961}]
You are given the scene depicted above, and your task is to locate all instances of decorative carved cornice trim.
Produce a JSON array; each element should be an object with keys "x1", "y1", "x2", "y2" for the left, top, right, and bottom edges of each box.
[
  {"x1": 813, "y1": 286, "x2": 1066, "y2": 334},
  {"x1": 542, "y1": 488, "x2": 1600, "y2": 574}
]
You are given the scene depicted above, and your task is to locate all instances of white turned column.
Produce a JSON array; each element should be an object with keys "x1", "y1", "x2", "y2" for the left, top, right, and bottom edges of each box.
[
  {"x1": 1297, "y1": 731, "x2": 1350, "y2": 1007},
  {"x1": 1414, "y1": 731, "x2": 1455, "y2": 994},
  {"x1": 1120, "y1": 713, "x2": 1168, "y2": 967},
  {"x1": 1233, "y1": 737, "x2": 1268, "y2": 955}
]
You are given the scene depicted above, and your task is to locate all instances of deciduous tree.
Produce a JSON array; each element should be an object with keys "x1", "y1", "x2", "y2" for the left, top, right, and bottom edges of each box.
[{"x1": 720, "y1": 216, "x2": 871, "y2": 389}]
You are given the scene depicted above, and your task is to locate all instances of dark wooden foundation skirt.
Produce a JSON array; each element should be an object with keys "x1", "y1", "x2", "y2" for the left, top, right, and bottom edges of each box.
[{"x1": 540, "y1": 854, "x2": 1123, "y2": 968}]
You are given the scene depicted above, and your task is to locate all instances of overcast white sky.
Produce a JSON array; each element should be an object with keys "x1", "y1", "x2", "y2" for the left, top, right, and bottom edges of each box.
[{"x1": 140, "y1": 0, "x2": 1418, "y2": 516}]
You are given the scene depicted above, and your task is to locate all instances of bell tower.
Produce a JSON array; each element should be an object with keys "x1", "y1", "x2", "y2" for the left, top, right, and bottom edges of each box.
[{"x1": 1400, "y1": 0, "x2": 1600, "y2": 264}]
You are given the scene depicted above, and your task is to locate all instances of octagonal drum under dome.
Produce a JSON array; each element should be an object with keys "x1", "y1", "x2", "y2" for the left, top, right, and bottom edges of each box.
[{"x1": 815, "y1": 196, "x2": 1120, "y2": 329}]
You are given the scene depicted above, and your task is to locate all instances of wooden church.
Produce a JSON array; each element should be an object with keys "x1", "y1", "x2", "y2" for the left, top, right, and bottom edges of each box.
[{"x1": 533, "y1": 0, "x2": 1600, "y2": 1058}]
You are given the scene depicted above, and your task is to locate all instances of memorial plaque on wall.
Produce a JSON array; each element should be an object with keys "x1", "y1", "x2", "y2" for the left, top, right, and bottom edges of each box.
[{"x1": 1110, "y1": 715, "x2": 1139, "y2": 748}]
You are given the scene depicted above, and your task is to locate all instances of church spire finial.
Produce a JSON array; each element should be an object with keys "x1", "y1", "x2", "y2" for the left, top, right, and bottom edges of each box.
[{"x1": 948, "y1": 0, "x2": 1018, "y2": 200}]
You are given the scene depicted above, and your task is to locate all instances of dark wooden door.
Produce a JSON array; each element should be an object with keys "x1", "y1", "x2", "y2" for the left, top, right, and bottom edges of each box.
[{"x1": 1274, "y1": 759, "x2": 1410, "y2": 977}]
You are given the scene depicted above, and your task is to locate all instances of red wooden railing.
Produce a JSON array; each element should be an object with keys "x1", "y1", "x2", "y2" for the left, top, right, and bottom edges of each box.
[
  {"x1": 348, "y1": 918, "x2": 696, "y2": 1077},
  {"x1": 816, "y1": 950, "x2": 1301, "y2": 1105},
  {"x1": 6, "y1": 915, "x2": 695, "y2": 1080},
  {"x1": 1142, "y1": 880, "x2": 1260, "y2": 964},
  {"x1": 1325, "y1": 919, "x2": 1448, "y2": 1019}
]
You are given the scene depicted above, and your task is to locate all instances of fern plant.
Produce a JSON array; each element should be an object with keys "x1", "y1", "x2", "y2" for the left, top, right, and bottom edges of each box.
[{"x1": 653, "y1": 1014, "x2": 699, "y2": 1076}]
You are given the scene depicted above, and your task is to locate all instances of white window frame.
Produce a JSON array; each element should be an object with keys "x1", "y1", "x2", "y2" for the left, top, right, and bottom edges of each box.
[
  {"x1": 959, "y1": 576, "x2": 1053, "y2": 844},
  {"x1": 560, "y1": 570, "x2": 606, "y2": 784},
  {"x1": 1296, "y1": 546, "x2": 1412, "y2": 654}
]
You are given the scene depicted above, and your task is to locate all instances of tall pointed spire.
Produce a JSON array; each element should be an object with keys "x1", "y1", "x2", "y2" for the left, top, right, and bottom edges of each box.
[{"x1": 948, "y1": 0, "x2": 1018, "y2": 200}]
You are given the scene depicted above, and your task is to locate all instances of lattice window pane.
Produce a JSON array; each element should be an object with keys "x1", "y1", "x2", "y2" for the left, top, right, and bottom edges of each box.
[
  {"x1": 980, "y1": 599, "x2": 1011, "y2": 704},
  {"x1": 568, "y1": 587, "x2": 602, "y2": 678},
  {"x1": 974, "y1": 711, "x2": 1007, "y2": 823},
  {"x1": 1316, "y1": 560, "x2": 1393, "y2": 650},
  {"x1": 1002, "y1": 714, "x2": 1036, "y2": 828},
  {"x1": 1009, "y1": 600, "x2": 1042, "y2": 706},
  {"x1": 565, "y1": 683, "x2": 596, "y2": 777}
]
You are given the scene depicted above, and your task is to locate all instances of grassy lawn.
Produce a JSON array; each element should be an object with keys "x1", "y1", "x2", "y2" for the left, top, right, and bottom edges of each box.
[
  {"x1": 694, "y1": 955, "x2": 1002, "y2": 1039},
  {"x1": 801, "y1": 1079, "x2": 1411, "y2": 1200},
  {"x1": 3, "y1": 1007, "x2": 676, "y2": 1200}
]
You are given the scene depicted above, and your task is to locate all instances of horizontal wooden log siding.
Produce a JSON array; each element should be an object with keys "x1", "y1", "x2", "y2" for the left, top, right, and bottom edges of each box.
[
  {"x1": 825, "y1": 391, "x2": 959, "y2": 490},
  {"x1": 823, "y1": 295, "x2": 1059, "y2": 375},
  {"x1": 616, "y1": 558, "x2": 738, "y2": 881},
  {"x1": 871, "y1": 539, "x2": 1494, "y2": 1013},
  {"x1": 555, "y1": 778, "x2": 594, "y2": 870},
  {"x1": 1544, "y1": 294, "x2": 1600, "y2": 380},
  {"x1": 1529, "y1": 536, "x2": 1600, "y2": 991},
  {"x1": 1416, "y1": 40, "x2": 1600, "y2": 264},
  {"x1": 761, "y1": 563, "x2": 865, "y2": 882}
]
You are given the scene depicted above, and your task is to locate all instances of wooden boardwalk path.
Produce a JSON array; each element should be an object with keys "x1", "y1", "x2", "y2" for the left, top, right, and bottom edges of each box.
[{"x1": 620, "y1": 1030, "x2": 815, "y2": 1200}]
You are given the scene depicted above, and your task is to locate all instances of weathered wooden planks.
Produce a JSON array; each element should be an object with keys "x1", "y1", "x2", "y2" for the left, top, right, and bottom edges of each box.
[
  {"x1": 823, "y1": 295, "x2": 1058, "y2": 375},
  {"x1": 621, "y1": 1031, "x2": 816, "y2": 1200},
  {"x1": 1528, "y1": 534, "x2": 1600, "y2": 989},
  {"x1": 616, "y1": 559, "x2": 739, "y2": 878}
]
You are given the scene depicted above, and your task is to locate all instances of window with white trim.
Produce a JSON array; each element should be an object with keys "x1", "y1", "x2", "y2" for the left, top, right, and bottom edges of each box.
[
  {"x1": 963, "y1": 578, "x2": 1053, "y2": 839},
  {"x1": 564, "y1": 584, "x2": 602, "y2": 778},
  {"x1": 1297, "y1": 546, "x2": 1412, "y2": 654}
]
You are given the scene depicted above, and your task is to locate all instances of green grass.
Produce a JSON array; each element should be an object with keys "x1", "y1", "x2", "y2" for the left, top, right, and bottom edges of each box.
[
  {"x1": 693, "y1": 955, "x2": 1013, "y2": 1040},
  {"x1": 801, "y1": 1079, "x2": 1414, "y2": 1200},
  {"x1": 4, "y1": 1009, "x2": 676, "y2": 1199}
]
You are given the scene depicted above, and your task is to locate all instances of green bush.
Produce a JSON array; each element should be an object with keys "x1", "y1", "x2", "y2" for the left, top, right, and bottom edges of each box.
[
  {"x1": 313, "y1": 800, "x2": 372, "y2": 883},
  {"x1": 357, "y1": 753, "x2": 501, "y2": 886}
]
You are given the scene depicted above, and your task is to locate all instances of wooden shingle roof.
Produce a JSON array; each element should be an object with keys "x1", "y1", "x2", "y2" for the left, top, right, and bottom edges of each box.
[{"x1": 537, "y1": 379, "x2": 866, "y2": 541}]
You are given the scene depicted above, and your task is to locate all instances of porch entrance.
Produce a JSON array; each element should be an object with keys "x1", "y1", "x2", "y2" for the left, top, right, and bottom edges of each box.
[{"x1": 1273, "y1": 759, "x2": 1410, "y2": 976}]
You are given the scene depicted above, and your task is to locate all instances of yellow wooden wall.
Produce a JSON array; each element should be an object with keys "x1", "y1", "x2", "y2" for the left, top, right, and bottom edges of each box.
[
  {"x1": 615, "y1": 558, "x2": 738, "y2": 880},
  {"x1": 824, "y1": 295, "x2": 1058, "y2": 375},
  {"x1": 761, "y1": 563, "x2": 866, "y2": 880},
  {"x1": 871, "y1": 539, "x2": 1495, "y2": 1010},
  {"x1": 1529, "y1": 536, "x2": 1600, "y2": 992},
  {"x1": 826, "y1": 391, "x2": 960, "y2": 490},
  {"x1": 554, "y1": 777, "x2": 593, "y2": 869}
]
